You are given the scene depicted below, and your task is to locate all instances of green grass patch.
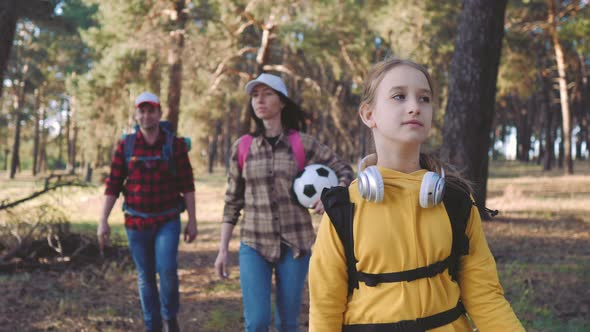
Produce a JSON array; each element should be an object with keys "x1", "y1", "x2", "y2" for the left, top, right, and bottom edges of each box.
[
  {"x1": 202, "y1": 306, "x2": 243, "y2": 331},
  {"x1": 70, "y1": 220, "x2": 128, "y2": 246},
  {"x1": 498, "y1": 261, "x2": 589, "y2": 331}
]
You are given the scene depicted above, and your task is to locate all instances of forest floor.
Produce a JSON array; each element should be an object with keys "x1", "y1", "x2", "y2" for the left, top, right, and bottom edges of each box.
[{"x1": 0, "y1": 160, "x2": 589, "y2": 332}]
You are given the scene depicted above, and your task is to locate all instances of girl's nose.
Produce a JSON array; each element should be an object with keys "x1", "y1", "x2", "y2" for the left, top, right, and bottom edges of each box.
[{"x1": 408, "y1": 99, "x2": 420, "y2": 115}]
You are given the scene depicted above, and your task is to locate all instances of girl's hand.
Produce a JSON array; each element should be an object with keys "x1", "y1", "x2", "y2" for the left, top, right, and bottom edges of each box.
[{"x1": 311, "y1": 199, "x2": 325, "y2": 215}]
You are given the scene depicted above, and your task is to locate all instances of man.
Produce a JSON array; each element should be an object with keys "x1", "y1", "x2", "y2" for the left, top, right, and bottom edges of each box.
[{"x1": 98, "y1": 91, "x2": 197, "y2": 332}]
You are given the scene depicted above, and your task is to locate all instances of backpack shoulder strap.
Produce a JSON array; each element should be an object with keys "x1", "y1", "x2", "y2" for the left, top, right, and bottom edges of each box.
[
  {"x1": 159, "y1": 120, "x2": 173, "y2": 133},
  {"x1": 287, "y1": 130, "x2": 306, "y2": 172},
  {"x1": 442, "y1": 185, "x2": 472, "y2": 282},
  {"x1": 160, "y1": 124, "x2": 176, "y2": 176},
  {"x1": 321, "y1": 186, "x2": 358, "y2": 294},
  {"x1": 123, "y1": 132, "x2": 137, "y2": 166},
  {"x1": 237, "y1": 134, "x2": 254, "y2": 172}
]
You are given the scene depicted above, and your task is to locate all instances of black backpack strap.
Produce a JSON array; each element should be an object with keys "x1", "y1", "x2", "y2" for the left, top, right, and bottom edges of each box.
[
  {"x1": 123, "y1": 133, "x2": 136, "y2": 168},
  {"x1": 321, "y1": 186, "x2": 358, "y2": 294},
  {"x1": 160, "y1": 123, "x2": 176, "y2": 176},
  {"x1": 358, "y1": 255, "x2": 452, "y2": 286},
  {"x1": 342, "y1": 301, "x2": 466, "y2": 332},
  {"x1": 442, "y1": 185, "x2": 472, "y2": 282}
]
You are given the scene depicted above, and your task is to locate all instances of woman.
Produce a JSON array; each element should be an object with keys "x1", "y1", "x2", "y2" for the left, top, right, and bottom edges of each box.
[
  {"x1": 214, "y1": 73, "x2": 354, "y2": 332},
  {"x1": 309, "y1": 59, "x2": 524, "y2": 331}
]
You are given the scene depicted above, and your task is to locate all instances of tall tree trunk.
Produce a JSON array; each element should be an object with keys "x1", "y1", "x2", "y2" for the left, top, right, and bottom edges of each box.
[
  {"x1": 3, "y1": 149, "x2": 9, "y2": 171},
  {"x1": 57, "y1": 112, "x2": 64, "y2": 169},
  {"x1": 37, "y1": 101, "x2": 47, "y2": 174},
  {"x1": 441, "y1": 0, "x2": 508, "y2": 219},
  {"x1": 224, "y1": 101, "x2": 234, "y2": 171},
  {"x1": 576, "y1": 50, "x2": 588, "y2": 160},
  {"x1": 548, "y1": 0, "x2": 573, "y2": 174},
  {"x1": 208, "y1": 120, "x2": 221, "y2": 173},
  {"x1": 65, "y1": 98, "x2": 71, "y2": 169},
  {"x1": 9, "y1": 58, "x2": 28, "y2": 179},
  {"x1": 0, "y1": 2, "x2": 17, "y2": 99},
  {"x1": 32, "y1": 87, "x2": 41, "y2": 176},
  {"x1": 166, "y1": 0, "x2": 187, "y2": 134},
  {"x1": 68, "y1": 96, "x2": 78, "y2": 174},
  {"x1": 147, "y1": 55, "x2": 161, "y2": 96},
  {"x1": 540, "y1": 64, "x2": 554, "y2": 170},
  {"x1": 9, "y1": 92, "x2": 23, "y2": 179},
  {"x1": 84, "y1": 161, "x2": 93, "y2": 182}
]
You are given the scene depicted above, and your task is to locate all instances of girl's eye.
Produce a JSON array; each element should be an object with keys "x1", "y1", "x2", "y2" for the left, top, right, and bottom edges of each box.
[
  {"x1": 392, "y1": 94, "x2": 405, "y2": 101},
  {"x1": 419, "y1": 96, "x2": 431, "y2": 103}
]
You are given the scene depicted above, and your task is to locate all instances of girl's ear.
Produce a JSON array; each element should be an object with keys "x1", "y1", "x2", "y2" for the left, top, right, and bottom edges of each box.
[{"x1": 359, "y1": 103, "x2": 376, "y2": 128}]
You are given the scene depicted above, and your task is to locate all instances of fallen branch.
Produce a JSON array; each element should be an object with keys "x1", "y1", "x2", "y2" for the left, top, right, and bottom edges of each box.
[
  {"x1": 0, "y1": 180, "x2": 92, "y2": 211},
  {"x1": 0, "y1": 221, "x2": 41, "y2": 263}
]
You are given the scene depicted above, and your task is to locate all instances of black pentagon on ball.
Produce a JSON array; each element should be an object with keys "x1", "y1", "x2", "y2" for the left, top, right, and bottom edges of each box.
[
  {"x1": 303, "y1": 184, "x2": 317, "y2": 198},
  {"x1": 315, "y1": 167, "x2": 329, "y2": 177}
]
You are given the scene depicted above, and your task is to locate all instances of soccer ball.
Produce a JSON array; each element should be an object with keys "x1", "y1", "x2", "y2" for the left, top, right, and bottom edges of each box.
[{"x1": 292, "y1": 164, "x2": 339, "y2": 208}]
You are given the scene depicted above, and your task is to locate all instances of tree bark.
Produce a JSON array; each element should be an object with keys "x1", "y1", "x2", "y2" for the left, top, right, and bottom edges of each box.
[
  {"x1": 147, "y1": 55, "x2": 161, "y2": 96},
  {"x1": 441, "y1": 0, "x2": 508, "y2": 220},
  {"x1": 0, "y1": 0, "x2": 54, "y2": 99},
  {"x1": 32, "y1": 88, "x2": 41, "y2": 176},
  {"x1": 9, "y1": 58, "x2": 28, "y2": 179},
  {"x1": 9, "y1": 93, "x2": 23, "y2": 179},
  {"x1": 224, "y1": 101, "x2": 234, "y2": 171},
  {"x1": 3, "y1": 149, "x2": 9, "y2": 171},
  {"x1": 67, "y1": 96, "x2": 78, "y2": 174},
  {"x1": 575, "y1": 49, "x2": 588, "y2": 160},
  {"x1": 548, "y1": 0, "x2": 573, "y2": 174},
  {"x1": 0, "y1": 2, "x2": 17, "y2": 99},
  {"x1": 208, "y1": 120, "x2": 221, "y2": 173},
  {"x1": 166, "y1": 0, "x2": 187, "y2": 134},
  {"x1": 38, "y1": 102, "x2": 47, "y2": 173}
]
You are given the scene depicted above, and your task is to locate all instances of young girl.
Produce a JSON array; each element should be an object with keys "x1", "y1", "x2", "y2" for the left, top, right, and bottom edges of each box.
[
  {"x1": 215, "y1": 73, "x2": 354, "y2": 332},
  {"x1": 309, "y1": 59, "x2": 524, "y2": 331}
]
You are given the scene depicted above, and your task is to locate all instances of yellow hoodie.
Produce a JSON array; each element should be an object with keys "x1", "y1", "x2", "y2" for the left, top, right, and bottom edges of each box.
[{"x1": 309, "y1": 167, "x2": 524, "y2": 331}]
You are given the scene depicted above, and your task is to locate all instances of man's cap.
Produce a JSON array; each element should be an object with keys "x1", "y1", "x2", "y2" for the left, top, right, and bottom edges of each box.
[
  {"x1": 245, "y1": 73, "x2": 289, "y2": 97},
  {"x1": 135, "y1": 92, "x2": 160, "y2": 108}
]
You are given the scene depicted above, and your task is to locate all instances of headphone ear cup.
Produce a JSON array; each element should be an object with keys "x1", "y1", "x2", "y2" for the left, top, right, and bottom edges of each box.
[
  {"x1": 433, "y1": 176, "x2": 445, "y2": 206},
  {"x1": 419, "y1": 171, "x2": 445, "y2": 208},
  {"x1": 358, "y1": 165, "x2": 384, "y2": 202}
]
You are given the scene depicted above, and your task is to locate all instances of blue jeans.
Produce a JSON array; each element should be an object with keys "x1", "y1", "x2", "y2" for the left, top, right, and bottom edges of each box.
[
  {"x1": 239, "y1": 242, "x2": 311, "y2": 332},
  {"x1": 126, "y1": 218, "x2": 180, "y2": 331}
]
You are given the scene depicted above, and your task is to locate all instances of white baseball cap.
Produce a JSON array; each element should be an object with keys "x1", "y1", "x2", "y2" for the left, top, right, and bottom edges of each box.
[
  {"x1": 135, "y1": 92, "x2": 160, "y2": 108},
  {"x1": 245, "y1": 73, "x2": 289, "y2": 97}
]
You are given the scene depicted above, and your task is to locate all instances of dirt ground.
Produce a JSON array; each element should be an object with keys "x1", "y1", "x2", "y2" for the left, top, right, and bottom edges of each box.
[{"x1": 1, "y1": 168, "x2": 589, "y2": 331}]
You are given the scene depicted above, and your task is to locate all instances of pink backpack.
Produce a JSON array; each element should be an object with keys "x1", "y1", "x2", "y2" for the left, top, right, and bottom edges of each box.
[{"x1": 237, "y1": 130, "x2": 306, "y2": 172}]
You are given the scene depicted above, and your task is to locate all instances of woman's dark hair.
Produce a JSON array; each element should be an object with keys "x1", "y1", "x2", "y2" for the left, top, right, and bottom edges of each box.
[{"x1": 248, "y1": 91, "x2": 307, "y2": 136}]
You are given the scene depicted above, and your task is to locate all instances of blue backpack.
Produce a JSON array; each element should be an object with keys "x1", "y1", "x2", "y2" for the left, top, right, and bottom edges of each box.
[
  {"x1": 121, "y1": 121, "x2": 191, "y2": 218},
  {"x1": 122, "y1": 121, "x2": 191, "y2": 176}
]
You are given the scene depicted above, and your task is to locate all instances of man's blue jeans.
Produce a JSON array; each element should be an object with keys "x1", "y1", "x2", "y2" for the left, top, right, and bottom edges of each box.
[
  {"x1": 126, "y1": 218, "x2": 180, "y2": 331},
  {"x1": 239, "y1": 242, "x2": 311, "y2": 332}
]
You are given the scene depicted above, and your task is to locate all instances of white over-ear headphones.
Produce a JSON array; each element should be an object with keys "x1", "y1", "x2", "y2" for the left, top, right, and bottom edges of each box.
[{"x1": 357, "y1": 154, "x2": 445, "y2": 208}]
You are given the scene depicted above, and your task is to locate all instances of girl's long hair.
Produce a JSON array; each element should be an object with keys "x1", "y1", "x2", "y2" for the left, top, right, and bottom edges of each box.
[
  {"x1": 361, "y1": 57, "x2": 473, "y2": 195},
  {"x1": 248, "y1": 91, "x2": 307, "y2": 136}
]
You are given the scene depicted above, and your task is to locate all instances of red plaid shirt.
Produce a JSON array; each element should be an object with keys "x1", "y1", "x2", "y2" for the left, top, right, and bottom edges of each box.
[{"x1": 105, "y1": 129, "x2": 195, "y2": 230}]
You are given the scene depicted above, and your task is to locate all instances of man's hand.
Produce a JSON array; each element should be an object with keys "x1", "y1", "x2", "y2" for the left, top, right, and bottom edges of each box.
[
  {"x1": 214, "y1": 250, "x2": 229, "y2": 279},
  {"x1": 311, "y1": 199, "x2": 325, "y2": 215},
  {"x1": 184, "y1": 219, "x2": 197, "y2": 243},
  {"x1": 97, "y1": 221, "x2": 111, "y2": 256}
]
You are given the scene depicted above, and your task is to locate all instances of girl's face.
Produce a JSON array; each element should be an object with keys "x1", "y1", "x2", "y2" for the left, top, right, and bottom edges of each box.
[
  {"x1": 361, "y1": 65, "x2": 433, "y2": 147},
  {"x1": 250, "y1": 84, "x2": 285, "y2": 122}
]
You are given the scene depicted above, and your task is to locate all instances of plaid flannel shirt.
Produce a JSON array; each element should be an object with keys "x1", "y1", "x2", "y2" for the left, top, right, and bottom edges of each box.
[
  {"x1": 223, "y1": 131, "x2": 354, "y2": 262},
  {"x1": 105, "y1": 129, "x2": 195, "y2": 230}
]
